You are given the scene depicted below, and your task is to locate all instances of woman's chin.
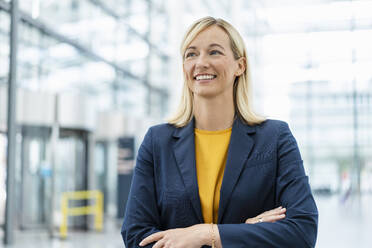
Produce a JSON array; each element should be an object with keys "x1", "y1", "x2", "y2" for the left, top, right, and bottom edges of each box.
[
  {"x1": 192, "y1": 85, "x2": 233, "y2": 100},
  {"x1": 193, "y1": 90, "x2": 221, "y2": 99}
]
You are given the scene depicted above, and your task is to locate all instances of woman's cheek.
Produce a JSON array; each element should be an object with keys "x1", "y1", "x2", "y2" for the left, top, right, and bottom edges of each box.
[{"x1": 183, "y1": 64, "x2": 193, "y2": 81}]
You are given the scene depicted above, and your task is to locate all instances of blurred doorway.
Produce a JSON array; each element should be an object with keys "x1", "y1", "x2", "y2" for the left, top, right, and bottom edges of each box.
[
  {"x1": 94, "y1": 141, "x2": 118, "y2": 217},
  {"x1": 94, "y1": 142, "x2": 108, "y2": 212},
  {"x1": 55, "y1": 129, "x2": 89, "y2": 229},
  {"x1": 19, "y1": 126, "x2": 52, "y2": 229}
]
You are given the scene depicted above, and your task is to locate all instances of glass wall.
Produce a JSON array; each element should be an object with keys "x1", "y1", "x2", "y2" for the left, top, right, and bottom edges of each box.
[
  {"x1": 0, "y1": 0, "x2": 170, "y2": 233},
  {"x1": 236, "y1": 0, "x2": 372, "y2": 195},
  {"x1": 0, "y1": 9, "x2": 10, "y2": 87}
]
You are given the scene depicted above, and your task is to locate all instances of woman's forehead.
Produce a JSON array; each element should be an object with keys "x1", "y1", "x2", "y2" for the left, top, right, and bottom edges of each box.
[{"x1": 187, "y1": 25, "x2": 230, "y2": 48}]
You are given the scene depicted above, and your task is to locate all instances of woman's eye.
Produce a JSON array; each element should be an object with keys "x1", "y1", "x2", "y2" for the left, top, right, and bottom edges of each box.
[
  {"x1": 185, "y1": 52, "x2": 196, "y2": 58},
  {"x1": 210, "y1": 50, "x2": 222, "y2": 55}
]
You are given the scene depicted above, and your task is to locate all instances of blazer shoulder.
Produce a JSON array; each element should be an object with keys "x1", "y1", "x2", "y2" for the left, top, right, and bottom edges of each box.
[
  {"x1": 257, "y1": 118, "x2": 289, "y2": 132},
  {"x1": 147, "y1": 122, "x2": 177, "y2": 139}
]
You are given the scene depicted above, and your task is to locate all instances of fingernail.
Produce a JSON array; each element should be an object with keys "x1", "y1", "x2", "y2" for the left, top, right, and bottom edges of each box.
[{"x1": 139, "y1": 242, "x2": 143, "y2": 246}]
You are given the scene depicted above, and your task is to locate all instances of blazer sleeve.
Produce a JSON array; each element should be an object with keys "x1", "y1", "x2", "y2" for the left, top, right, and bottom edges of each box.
[
  {"x1": 218, "y1": 121, "x2": 318, "y2": 248},
  {"x1": 121, "y1": 128, "x2": 161, "y2": 248}
]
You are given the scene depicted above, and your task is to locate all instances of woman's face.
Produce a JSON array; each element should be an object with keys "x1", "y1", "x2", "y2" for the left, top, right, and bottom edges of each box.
[{"x1": 183, "y1": 25, "x2": 245, "y2": 99}]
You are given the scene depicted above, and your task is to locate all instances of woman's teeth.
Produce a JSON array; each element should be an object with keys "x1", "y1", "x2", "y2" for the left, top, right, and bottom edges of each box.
[{"x1": 195, "y1": 75, "x2": 216, "y2": 80}]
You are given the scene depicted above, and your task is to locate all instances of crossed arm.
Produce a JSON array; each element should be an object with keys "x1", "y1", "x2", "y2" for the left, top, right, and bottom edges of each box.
[{"x1": 139, "y1": 207, "x2": 287, "y2": 247}]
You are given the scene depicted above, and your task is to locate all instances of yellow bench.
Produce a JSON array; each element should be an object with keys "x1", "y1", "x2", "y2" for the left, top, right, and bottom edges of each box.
[{"x1": 59, "y1": 190, "x2": 103, "y2": 238}]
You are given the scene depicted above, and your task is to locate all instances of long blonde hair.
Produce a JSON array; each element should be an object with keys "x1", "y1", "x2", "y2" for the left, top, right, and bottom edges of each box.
[{"x1": 168, "y1": 16, "x2": 265, "y2": 127}]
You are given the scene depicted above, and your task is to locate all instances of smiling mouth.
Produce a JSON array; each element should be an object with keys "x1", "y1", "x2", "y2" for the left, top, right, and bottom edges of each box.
[{"x1": 194, "y1": 74, "x2": 217, "y2": 81}]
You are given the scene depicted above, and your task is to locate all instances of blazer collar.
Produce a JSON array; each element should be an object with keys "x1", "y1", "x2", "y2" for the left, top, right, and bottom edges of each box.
[
  {"x1": 217, "y1": 117, "x2": 256, "y2": 223},
  {"x1": 172, "y1": 117, "x2": 257, "y2": 223},
  {"x1": 172, "y1": 117, "x2": 195, "y2": 139},
  {"x1": 172, "y1": 118, "x2": 204, "y2": 222}
]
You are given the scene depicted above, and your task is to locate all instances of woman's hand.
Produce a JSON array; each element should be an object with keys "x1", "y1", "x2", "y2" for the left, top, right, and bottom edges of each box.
[
  {"x1": 245, "y1": 206, "x2": 286, "y2": 224},
  {"x1": 139, "y1": 207, "x2": 286, "y2": 247},
  {"x1": 139, "y1": 224, "x2": 211, "y2": 248}
]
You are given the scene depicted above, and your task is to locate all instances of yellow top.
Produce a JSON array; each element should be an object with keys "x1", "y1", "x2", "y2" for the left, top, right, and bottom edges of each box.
[{"x1": 195, "y1": 127, "x2": 232, "y2": 223}]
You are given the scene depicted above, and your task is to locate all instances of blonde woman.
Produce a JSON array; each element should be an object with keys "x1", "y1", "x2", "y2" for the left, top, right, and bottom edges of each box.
[{"x1": 121, "y1": 17, "x2": 318, "y2": 248}]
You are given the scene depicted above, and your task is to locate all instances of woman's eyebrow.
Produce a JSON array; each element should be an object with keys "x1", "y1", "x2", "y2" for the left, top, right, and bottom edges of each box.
[
  {"x1": 185, "y1": 46, "x2": 197, "y2": 51},
  {"x1": 186, "y1": 43, "x2": 225, "y2": 51},
  {"x1": 209, "y1": 43, "x2": 225, "y2": 50}
]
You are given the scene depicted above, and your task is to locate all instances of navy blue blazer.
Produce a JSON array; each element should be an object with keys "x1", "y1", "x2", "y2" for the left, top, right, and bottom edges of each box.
[{"x1": 121, "y1": 118, "x2": 318, "y2": 248}]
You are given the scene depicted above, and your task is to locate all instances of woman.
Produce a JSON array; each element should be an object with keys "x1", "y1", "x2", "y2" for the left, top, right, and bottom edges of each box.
[{"x1": 121, "y1": 16, "x2": 318, "y2": 248}]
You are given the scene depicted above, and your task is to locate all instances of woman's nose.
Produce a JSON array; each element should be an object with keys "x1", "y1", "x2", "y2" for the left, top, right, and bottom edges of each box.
[{"x1": 195, "y1": 54, "x2": 210, "y2": 69}]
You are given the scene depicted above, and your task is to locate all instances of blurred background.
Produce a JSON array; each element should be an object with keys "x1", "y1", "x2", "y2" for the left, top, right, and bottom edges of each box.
[{"x1": 0, "y1": 0, "x2": 372, "y2": 247}]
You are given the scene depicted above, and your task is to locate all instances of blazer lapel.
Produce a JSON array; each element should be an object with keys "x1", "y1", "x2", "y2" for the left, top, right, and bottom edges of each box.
[
  {"x1": 217, "y1": 118, "x2": 256, "y2": 223},
  {"x1": 172, "y1": 119, "x2": 204, "y2": 223}
]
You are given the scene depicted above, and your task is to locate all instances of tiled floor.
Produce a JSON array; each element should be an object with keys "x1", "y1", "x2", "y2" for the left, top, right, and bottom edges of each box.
[
  {"x1": 1, "y1": 218, "x2": 124, "y2": 248},
  {"x1": 1, "y1": 194, "x2": 372, "y2": 248},
  {"x1": 315, "y1": 193, "x2": 372, "y2": 248}
]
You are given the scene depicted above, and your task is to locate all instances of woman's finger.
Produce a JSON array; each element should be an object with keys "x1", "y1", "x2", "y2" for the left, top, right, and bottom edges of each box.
[
  {"x1": 245, "y1": 218, "x2": 255, "y2": 224},
  {"x1": 259, "y1": 214, "x2": 286, "y2": 223},
  {"x1": 140, "y1": 232, "x2": 165, "y2": 246},
  {"x1": 245, "y1": 208, "x2": 286, "y2": 224},
  {"x1": 152, "y1": 238, "x2": 166, "y2": 248},
  {"x1": 257, "y1": 208, "x2": 278, "y2": 218},
  {"x1": 258, "y1": 207, "x2": 286, "y2": 218},
  {"x1": 247, "y1": 213, "x2": 286, "y2": 224}
]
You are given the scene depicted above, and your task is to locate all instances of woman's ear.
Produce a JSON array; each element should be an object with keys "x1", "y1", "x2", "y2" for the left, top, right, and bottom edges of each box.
[{"x1": 235, "y1": 57, "x2": 246, "y2": 76}]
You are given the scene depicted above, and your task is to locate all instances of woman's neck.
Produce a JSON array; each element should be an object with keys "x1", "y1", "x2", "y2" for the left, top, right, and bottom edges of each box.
[{"x1": 193, "y1": 95, "x2": 235, "y2": 131}]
